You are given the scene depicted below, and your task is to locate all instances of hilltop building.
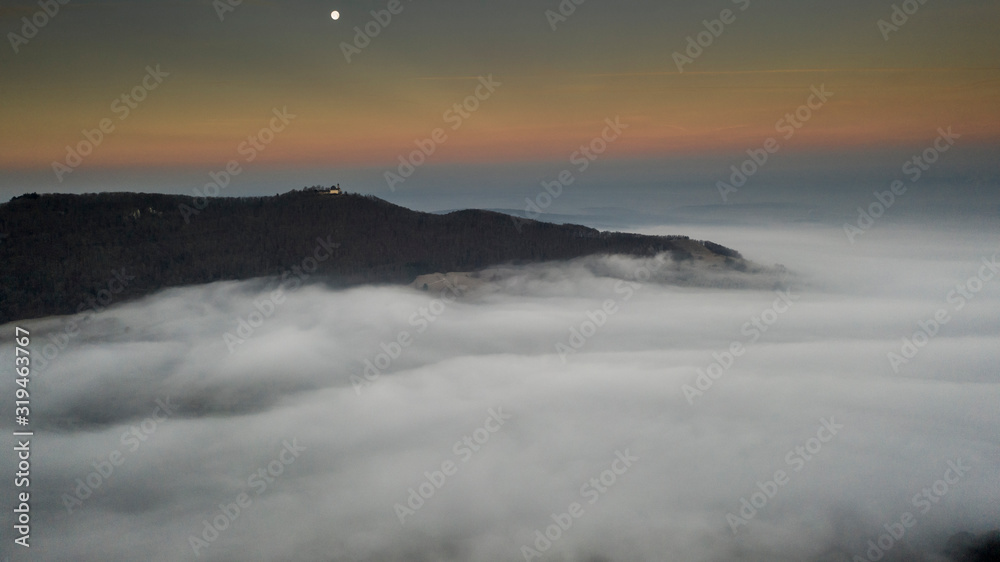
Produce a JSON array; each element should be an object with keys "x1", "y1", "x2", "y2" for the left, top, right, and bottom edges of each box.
[{"x1": 305, "y1": 184, "x2": 342, "y2": 195}]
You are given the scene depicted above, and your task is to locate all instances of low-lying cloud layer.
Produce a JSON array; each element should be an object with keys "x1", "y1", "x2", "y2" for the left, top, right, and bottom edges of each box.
[{"x1": 2, "y1": 223, "x2": 998, "y2": 561}]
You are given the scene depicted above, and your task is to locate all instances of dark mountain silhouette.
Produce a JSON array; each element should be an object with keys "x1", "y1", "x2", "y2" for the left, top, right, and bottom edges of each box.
[{"x1": 0, "y1": 189, "x2": 746, "y2": 323}]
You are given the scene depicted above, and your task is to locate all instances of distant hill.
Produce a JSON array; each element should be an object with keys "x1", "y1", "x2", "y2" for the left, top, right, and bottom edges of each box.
[{"x1": 0, "y1": 190, "x2": 746, "y2": 323}]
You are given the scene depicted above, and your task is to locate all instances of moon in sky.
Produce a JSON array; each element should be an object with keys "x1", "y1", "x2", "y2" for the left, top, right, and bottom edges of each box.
[{"x1": 331, "y1": 10, "x2": 340, "y2": 20}]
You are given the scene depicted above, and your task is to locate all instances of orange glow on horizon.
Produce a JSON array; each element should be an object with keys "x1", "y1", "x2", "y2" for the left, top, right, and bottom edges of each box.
[{"x1": 2, "y1": 68, "x2": 997, "y2": 172}]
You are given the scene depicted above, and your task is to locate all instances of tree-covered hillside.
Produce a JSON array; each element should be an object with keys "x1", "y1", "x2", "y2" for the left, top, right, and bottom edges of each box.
[{"x1": 0, "y1": 190, "x2": 740, "y2": 323}]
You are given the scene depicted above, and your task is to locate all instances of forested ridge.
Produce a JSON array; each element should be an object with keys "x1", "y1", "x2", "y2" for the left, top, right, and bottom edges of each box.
[{"x1": 0, "y1": 190, "x2": 741, "y2": 323}]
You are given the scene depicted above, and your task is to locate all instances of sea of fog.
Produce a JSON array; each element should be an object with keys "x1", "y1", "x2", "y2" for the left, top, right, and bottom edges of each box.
[{"x1": 1, "y1": 220, "x2": 998, "y2": 561}]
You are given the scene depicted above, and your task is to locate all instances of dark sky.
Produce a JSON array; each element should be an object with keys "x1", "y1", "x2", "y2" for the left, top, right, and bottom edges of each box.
[{"x1": 1, "y1": 0, "x2": 998, "y2": 213}]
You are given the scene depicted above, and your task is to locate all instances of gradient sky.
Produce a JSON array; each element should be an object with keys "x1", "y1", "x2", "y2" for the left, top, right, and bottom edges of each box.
[{"x1": 0, "y1": 0, "x2": 998, "y2": 201}]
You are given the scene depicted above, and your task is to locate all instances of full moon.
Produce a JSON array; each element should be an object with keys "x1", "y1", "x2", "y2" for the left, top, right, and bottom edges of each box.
[{"x1": 330, "y1": 10, "x2": 340, "y2": 20}]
